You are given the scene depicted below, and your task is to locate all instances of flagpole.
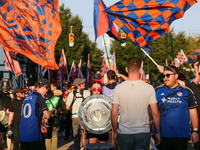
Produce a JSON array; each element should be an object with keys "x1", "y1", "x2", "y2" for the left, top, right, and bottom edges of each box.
[
  {"x1": 102, "y1": 34, "x2": 111, "y2": 68},
  {"x1": 3, "y1": 50, "x2": 20, "y2": 87},
  {"x1": 140, "y1": 48, "x2": 158, "y2": 67}
]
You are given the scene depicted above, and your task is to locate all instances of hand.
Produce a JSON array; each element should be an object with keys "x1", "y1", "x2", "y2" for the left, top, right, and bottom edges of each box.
[
  {"x1": 52, "y1": 127, "x2": 59, "y2": 132},
  {"x1": 157, "y1": 65, "x2": 164, "y2": 73},
  {"x1": 52, "y1": 108, "x2": 58, "y2": 115},
  {"x1": 6, "y1": 109, "x2": 10, "y2": 114},
  {"x1": 194, "y1": 62, "x2": 199, "y2": 68},
  {"x1": 155, "y1": 133, "x2": 161, "y2": 146},
  {"x1": 191, "y1": 132, "x2": 199, "y2": 144},
  {"x1": 114, "y1": 131, "x2": 118, "y2": 144}
]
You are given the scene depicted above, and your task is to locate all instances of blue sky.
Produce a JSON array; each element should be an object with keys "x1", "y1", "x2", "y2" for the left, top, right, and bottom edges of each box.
[{"x1": 59, "y1": 0, "x2": 200, "y2": 54}]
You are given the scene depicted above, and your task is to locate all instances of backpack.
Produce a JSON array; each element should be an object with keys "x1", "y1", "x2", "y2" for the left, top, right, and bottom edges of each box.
[{"x1": 69, "y1": 90, "x2": 85, "y2": 109}]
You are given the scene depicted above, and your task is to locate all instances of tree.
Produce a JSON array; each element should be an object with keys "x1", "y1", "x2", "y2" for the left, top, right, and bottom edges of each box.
[
  {"x1": 110, "y1": 30, "x2": 200, "y2": 82},
  {"x1": 54, "y1": 4, "x2": 103, "y2": 79}
]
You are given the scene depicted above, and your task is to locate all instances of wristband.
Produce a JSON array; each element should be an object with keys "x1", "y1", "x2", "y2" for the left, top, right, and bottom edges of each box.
[{"x1": 193, "y1": 130, "x2": 199, "y2": 134}]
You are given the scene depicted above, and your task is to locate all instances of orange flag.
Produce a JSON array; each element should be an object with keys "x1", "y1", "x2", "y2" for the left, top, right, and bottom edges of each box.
[
  {"x1": 5, "y1": 51, "x2": 22, "y2": 77},
  {"x1": 0, "y1": 0, "x2": 61, "y2": 70}
]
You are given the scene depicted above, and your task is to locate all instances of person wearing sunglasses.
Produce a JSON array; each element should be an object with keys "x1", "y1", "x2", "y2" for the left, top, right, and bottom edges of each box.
[
  {"x1": 66, "y1": 78, "x2": 90, "y2": 150},
  {"x1": 82, "y1": 79, "x2": 109, "y2": 145},
  {"x1": 154, "y1": 65, "x2": 199, "y2": 150}
]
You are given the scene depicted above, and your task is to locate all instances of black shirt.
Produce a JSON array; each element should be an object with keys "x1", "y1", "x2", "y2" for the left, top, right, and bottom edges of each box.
[
  {"x1": 9, "y1": 99, "x2": 23, "y2": 124},
  {"x1": 0, "y1": 92, "x2": 12, "y2": 110}
]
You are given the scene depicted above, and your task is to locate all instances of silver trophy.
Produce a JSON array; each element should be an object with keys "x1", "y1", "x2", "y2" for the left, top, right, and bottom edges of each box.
[{"x1": 78, "y1": 94, "x2": 112, "y2": 134}]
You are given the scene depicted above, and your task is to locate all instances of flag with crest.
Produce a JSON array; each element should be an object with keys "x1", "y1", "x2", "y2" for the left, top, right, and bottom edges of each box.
[
  {"x1": 105, "y1": 0, "x2": 197, "y2": 49},
  {"x1": 0, "y1": 0, "x2": 62, "y2": 70}
]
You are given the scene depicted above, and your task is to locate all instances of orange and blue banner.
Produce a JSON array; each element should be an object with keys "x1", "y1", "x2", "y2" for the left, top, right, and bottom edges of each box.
[
  {"x1": 0, "y1": 0, "x2": 62, "y2": 70},
  {"x1": 48, "y1": 69, "x2": 55, "y2": 83},
  {"x1": 140, "y1": 69, "x2": 148, "y2": 83},
  {"x1": 86, "y1": 54, "x2": 92, "y2": 89},
  {"x1": 94, "y1": 0, "x2": 126, "y2": 43},
  {"x1": 57, "y1": 49, "x2": 68, "y2": 82},
  {"x1": 5, "y1": 51, "x2": 22, "y2": 77},
  {"x1": 100, "y1": 54, "x2": 110, "y2": 79},
  {"x1": 69, "y1": 61, "x2": 77, "y2": 82},
  {"x1": 105, "y1": 0, "x2": 197, "y2": 48},
  {"x1": 171, "y1": 50, "x2": 188, "y2": 67}
]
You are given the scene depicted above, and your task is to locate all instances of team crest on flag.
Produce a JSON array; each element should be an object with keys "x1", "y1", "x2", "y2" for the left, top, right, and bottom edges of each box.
[{"x1": 105, "y1": 0, "x2": 197, "y2": 48}]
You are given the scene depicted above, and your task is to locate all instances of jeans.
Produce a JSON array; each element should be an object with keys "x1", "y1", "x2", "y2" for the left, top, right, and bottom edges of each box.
[
  {"x1": 118, "y1": 132, "x2": 151, "y2": 150},
  {"x1": 13, "y1": 123, "x2": 20, "y2": 150}
]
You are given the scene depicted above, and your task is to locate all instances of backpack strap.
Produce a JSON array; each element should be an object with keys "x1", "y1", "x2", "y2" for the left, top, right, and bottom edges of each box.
[{"x1": 69, "y1": 90, "x2": 85, "y2": 108}]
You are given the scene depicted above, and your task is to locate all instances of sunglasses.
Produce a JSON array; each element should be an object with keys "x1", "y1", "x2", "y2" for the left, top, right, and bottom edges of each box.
[
  {"x1": 20, "y1": 92, "x2": 25, "y2": 94},
  {"x1": 162, "y1": 74, "x2": 175, "y2": 78},
  {"x1": 92, "y1": 88, "x2": 101, "y2": 92}
]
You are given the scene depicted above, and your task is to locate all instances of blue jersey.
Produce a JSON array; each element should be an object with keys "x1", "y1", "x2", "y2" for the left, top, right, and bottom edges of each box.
[
  {"x1": 19, "y1": 92, "x2": 48, "y2": 142},
  {"x1": 153, "y1": 84, "x2": 197, "y2": 138}
]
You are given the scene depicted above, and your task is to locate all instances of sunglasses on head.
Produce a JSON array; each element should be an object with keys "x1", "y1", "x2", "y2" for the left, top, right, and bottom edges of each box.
[
  {"x1": 92, "y1": 88, "x2": 101, "y2": 92},
  {"x1": 162, "y1": 74, "x2": 175, "y2": 78}
]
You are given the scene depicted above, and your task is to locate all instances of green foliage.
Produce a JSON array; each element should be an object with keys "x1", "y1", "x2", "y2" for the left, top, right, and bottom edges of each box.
[
  {"x1": 110, "y1": 31, "x2": 200, "y2": 82},
  {"x1": 54, "y1": 4, "x2": 103, "y2": 79}
]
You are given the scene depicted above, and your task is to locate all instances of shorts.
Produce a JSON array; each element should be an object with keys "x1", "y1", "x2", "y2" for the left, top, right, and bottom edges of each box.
[{"x1": 86, "y1": 132, "x2": 109, "y2": 141}]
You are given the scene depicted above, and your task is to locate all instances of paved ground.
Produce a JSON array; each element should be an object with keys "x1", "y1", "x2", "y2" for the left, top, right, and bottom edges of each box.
[{"x1": 1, "y1": 132, "x2": 196, "y2": 150}]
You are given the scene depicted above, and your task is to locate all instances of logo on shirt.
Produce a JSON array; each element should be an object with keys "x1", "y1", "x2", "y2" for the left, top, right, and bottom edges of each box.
[
  {"x1": 161, "y1": 93, "x2": 164, "y2": 95},
  {"x1": 161, "y1": 97, "x2": 167, "y2": 102},
  {"x1": 177, "y1": 92, "x2": 182, "y2": 97}
]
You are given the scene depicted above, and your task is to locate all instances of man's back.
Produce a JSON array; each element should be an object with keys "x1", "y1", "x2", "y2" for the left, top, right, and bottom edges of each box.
[{"x1": 113, "y1": 80, "x2": 157, "y2": 134}]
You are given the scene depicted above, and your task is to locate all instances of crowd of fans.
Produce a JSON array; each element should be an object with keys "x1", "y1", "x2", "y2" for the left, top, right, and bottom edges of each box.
[{"x1": 0, "y1": 58, "x2": 199, "y2": 150}]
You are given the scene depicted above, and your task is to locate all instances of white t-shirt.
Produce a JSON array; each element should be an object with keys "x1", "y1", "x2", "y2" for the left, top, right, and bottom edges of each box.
[
  {"x1": 66, "y1": 89, "x2": 90, "y2": 118},
  {"x1": 113, "y1": 80, "x2": 157, "y2": 134}
]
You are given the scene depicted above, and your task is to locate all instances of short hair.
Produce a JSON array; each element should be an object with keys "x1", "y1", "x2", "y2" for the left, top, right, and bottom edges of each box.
[
  {"x1": 35, "y1": 81, "x2": 50, "y2": 91},
  {"x1": 14, "y1": 87, "x2": 24, "y2": 94},
  {"x1": 164, "y1": 65, "x2": 179, "y2": 74},
  {"x1": 51, "y1": 82, "x2": 57, "y2": 87},
  {"x1": 127, "y1": 57, "x2": 141, "y2": 73},
  {"x1": 107, "y1": 70, "x2": 116, "y2": 80}
]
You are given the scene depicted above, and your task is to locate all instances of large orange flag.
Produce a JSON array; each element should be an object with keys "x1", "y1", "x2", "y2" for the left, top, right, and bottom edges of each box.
[{"x1": 0, "y1": 0, "x2": 61, "y2": 70}]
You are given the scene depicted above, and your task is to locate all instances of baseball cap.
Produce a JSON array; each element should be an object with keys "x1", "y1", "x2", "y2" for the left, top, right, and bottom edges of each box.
[
  {"x1": 73, "y1": 78, "x2": 85, "y2": 87},
  {"x1": 38, "y1": 78, "x2": 51, "y2": 91}
]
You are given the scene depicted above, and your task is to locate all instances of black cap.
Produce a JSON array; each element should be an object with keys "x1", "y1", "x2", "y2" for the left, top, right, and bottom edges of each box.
[{"x1": 38, "y1": 78, "x2": 51, "y2": 91}]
